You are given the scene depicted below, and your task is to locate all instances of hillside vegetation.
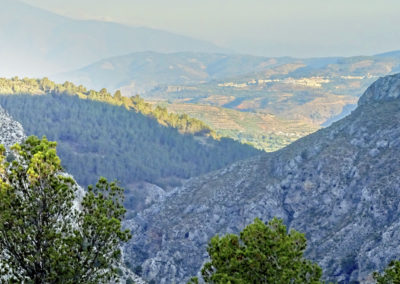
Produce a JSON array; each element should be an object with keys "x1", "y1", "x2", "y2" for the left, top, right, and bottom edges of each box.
[
  {"x1": 0, "y1": 78, "x2": 261, "y2": 189},
  {"x1": 0, "y1": 77, "x2": 217, "y2": 137}
]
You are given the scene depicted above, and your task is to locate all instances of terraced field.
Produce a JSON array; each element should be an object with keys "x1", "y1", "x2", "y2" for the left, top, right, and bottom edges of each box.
[{"x1": 157, "y1": 102, "x2": 319, "y2": 151}]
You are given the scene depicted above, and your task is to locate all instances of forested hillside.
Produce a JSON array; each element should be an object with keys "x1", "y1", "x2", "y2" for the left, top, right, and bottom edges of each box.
[
  {"x1": 0, "y1": 77, "x2": 217, "y2": 137},
  {"x1": 0, "y1": 79, "x2": 261, "y2": 189}
]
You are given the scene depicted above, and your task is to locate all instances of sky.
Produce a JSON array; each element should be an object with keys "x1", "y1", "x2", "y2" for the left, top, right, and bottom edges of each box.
[{"x1": 21, "y1": 0, "x2": 400, "y2": 57}]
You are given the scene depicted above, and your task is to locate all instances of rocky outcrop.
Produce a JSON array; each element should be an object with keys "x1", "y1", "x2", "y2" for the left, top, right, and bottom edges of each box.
[
  {"x1": 124, "y1": 73, "x2": 400, "y2": 283},
  {"x1": 0, "y1": 106, "x2": 25, "y2": 147},
  {"x1": 358, "y1": 73, "x2": 400, "y2": 105},
  {"x1": 124, "y1": 182, "x2": 167, "y2": 214}
]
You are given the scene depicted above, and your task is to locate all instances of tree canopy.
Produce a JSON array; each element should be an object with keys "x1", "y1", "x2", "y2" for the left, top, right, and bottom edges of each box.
[
  {"x1": 0, "y1": 136, "x2": 131, "y2": 283},
  {"x1": 192, "y1": 218, "x2": 322, "y2": 284}
]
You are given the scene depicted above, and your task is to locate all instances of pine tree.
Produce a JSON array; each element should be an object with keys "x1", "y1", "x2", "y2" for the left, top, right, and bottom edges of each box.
[
  {"x1": 0, "y1": 136, "x2": 131, "y2": 283},
  {"x1": 192, "y1": 218, "x2": 322, "y2": 283}
]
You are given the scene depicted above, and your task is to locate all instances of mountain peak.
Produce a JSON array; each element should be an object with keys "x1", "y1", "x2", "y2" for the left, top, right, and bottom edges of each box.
[{"x1": 358, "y1": 73, "x2": 400, "y2": 106}]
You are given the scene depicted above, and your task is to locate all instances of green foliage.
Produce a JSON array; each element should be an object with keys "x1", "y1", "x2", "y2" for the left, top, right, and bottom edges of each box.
[
  {"x1": 198, "y1": 218, "x2": 322, "y2": 284},
  {"x1": 64, "y1": 178, "x2": 131, "y2": 283},
  {"x1": 131, "y1": 95, "x2": 217, "y2": 137},
  {"x1": 0, "y1": 94, "x2": 260, "y2": 190},
  {"x1": 0, "y1": 136, "x2": 131, "y2": 283},
  {"x1": 0, "y1": 77, "x2": 217, "y2": 137},
  {"x1": 374, "y1": 260, "x2": 400, "y2": 284},
  {"x1": 187, "y1": 277, "x2": 200, "y2": 284}
]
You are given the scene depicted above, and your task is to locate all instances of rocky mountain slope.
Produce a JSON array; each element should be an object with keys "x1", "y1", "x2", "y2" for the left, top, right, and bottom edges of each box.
[{"x1": 124, "y1": 73, "x2": 400, "y2": 283}]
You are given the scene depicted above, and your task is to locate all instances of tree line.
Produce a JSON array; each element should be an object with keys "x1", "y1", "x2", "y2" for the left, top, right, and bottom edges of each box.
[{"x1": 0, "y1": 77, "x2": 218, "y2": 137}]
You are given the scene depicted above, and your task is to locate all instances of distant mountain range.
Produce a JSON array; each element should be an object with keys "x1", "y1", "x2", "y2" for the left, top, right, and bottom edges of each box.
[
  {"x1": 58, "y1": 51, "x2": 400, "y2": 100},
  {"x1": 54, "y1": 52, "x2": 295, "y2": 94},
  {"x1": 0, "y1": 0, "x2": 228, "y2": 77}
]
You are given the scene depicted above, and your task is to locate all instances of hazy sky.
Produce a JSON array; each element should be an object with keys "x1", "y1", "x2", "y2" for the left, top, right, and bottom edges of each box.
[{"x1": 22, "y1": 0, "x2": 400, "y2": 57}]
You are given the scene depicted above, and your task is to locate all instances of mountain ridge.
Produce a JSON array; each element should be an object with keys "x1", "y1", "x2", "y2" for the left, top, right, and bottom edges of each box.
[
  {"x1": 53, "y1": 51, "x2": 286, "y2": 93},
  {"x1": 0, "y1": 0, "x2": 228, "y2": 77}
]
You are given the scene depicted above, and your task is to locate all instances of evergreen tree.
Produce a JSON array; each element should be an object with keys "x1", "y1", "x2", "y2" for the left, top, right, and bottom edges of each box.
[
  {"x1": 113, "y1": 90, "x2": 123, "y2": 101},
  {"x1": 192, "y1": 218, "x2": 322, "y2": 284},
  {"x1": 0, "y1": 136, "x2": 131, "y2": 283}
]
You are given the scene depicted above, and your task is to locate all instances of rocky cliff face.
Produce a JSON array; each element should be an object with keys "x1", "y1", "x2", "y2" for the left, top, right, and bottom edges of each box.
[{"x1": 125, "y1": 73, "x2": 400, "y2": 283}]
